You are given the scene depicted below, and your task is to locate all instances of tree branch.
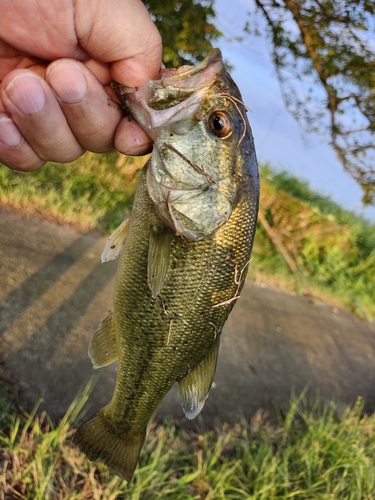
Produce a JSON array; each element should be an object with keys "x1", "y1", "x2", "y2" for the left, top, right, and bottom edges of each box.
[{"x1": 258, "y1": 211, "x2": 298, "y2": 274}]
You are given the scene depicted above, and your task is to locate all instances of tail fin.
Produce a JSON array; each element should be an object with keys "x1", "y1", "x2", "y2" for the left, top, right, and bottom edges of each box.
[{"x1": 74, "y1": 407, "x2": 146, "y2": 481}]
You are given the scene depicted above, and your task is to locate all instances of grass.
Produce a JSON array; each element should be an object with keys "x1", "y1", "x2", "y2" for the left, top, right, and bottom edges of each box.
[
  {"x1": 0, "y1": 152, "x2": 144, "y2": 232},
  {"x1": 249, "y1": 165, "x2": 375, "y2": 320},
  {"x1": 1, "y1": 155, "x2": 375, "y2": 319},
  {"x1": 1, "y1": 383, "x2": 375, "y2": 499},
  {"x1": 1, "y1": 156, "x2": 375, "y2": 497}
]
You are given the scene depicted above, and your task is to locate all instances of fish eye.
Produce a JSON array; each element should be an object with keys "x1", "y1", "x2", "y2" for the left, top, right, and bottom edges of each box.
[{"x1": 207, "y1": 111, "x2": 232, "y2": 138}]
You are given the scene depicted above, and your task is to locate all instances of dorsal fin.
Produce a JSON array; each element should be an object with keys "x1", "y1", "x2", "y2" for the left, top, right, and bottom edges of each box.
[
  {"x1": 101, "y1": 217, "x2": 130, "y2": 263},
  {"x1": 177, "y1": 339, "x2": 220, "y2": 419},
  {"x1": 148, "y1": 225, "x2": 171, "y2": 298},
  {"x1": 88, "y1": 311, "x2": 118, "y2": 368}
]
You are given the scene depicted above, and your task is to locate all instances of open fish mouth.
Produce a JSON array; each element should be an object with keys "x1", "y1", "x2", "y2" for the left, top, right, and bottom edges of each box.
[
  {"x1": 114, "y1": 49, "x2": 225, "y2": 113},
  {"x1": 143, "y1": 48, "x2": 225, "y2": 110},
  {"x1": 116, "y1": 49, "x2": 226, "y2": 135}
]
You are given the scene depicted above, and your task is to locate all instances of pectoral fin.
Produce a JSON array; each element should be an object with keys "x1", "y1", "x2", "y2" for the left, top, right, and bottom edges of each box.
[
  {"x1": 148, "y1": 225, "x2": 171, "y2": 298},
  {"x1": 177, "y1": 339, "x2": 220, "y2": 419},
  {"x1": 89, "y1": 311, "x2": 118, "y2": 368},
  {"x1": 101, "y1": 217, "x2": 130, "y2": 263}
]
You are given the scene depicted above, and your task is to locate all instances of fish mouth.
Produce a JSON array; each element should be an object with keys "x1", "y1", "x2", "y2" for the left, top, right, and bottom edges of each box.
[
  {"x1": 145, "y1": 49, "x2": 225, "y2": 109},
  {"x1": 119, "y1": 49, "x2": 226, "y2": 136},
  {"x1": 113, "y1": 49, "x2": 239, "y2": 241}
]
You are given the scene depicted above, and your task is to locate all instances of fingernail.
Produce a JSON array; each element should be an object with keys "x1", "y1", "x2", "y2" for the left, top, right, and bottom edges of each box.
[
  {"x1": 47, "y1": 61, "x2": 87, "y2": 103},
  {"x1": 5, "y1": 74, "x2": 46, "y2": 114},
  {"x1": 0, "y1": 116, "x2": 22, "y2": 146}
]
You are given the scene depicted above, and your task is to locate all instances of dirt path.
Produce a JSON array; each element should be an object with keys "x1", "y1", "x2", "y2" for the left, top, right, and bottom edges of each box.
[{"x1": 1, "y1": 205, "x2": 374, "y2": 425}]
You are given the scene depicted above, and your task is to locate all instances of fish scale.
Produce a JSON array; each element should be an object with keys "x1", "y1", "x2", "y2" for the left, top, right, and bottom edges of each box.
[
  {"x1": 111, "y1": 164, "x2": 255, "y2": 419},
  {"x1": 74, "y1": 49, "x2": 259, "y2": 481}
]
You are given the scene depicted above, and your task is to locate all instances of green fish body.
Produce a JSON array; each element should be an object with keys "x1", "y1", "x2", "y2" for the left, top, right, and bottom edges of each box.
[{"x1": 74, "y1": 49, "x2": 260, "y2": 481}]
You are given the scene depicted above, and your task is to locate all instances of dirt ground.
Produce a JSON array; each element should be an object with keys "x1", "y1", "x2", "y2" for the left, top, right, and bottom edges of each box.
[{"x1": 0, "y1": 204, "x2": 374, "y2": 426}]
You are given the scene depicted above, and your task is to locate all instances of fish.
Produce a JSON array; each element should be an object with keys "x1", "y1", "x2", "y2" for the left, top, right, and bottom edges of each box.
[{"x1": 73, "y1": 48, "x2": 260, "y2": 481}]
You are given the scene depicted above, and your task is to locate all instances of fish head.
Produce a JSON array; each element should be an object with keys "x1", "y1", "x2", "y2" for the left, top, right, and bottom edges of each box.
[{"x1": 117, "y1": 49, "x2": 258, "y2": 240}]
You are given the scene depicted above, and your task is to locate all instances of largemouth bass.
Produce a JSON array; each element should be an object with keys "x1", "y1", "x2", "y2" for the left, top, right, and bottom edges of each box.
[{"x1": 74, "y1": 49, "x2": 259, "y2": 481}]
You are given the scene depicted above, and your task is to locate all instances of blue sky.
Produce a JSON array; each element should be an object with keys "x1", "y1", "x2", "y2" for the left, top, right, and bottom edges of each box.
[{"x1": 214, "y1": 0, "x2": 375, "y2": 221}]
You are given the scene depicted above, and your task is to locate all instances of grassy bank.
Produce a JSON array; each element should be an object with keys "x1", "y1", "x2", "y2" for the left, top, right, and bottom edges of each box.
[
  {"x1": 1, "y1": 382, "x2": 375, "y2": 499},
  {"x1": 1, "y1": 154, "x2": 374, "y2": 319},
  {"x1": 0, "y1": 152, "x2": 143, "y2": 232},
  {"x1": 250, "y1": 165, "x2": 375, "y2": 320}
]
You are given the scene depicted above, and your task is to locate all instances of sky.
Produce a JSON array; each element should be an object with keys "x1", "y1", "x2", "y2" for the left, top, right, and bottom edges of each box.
[{"x1": 214, "y1": 0, "x2": 375, "y2": 221}]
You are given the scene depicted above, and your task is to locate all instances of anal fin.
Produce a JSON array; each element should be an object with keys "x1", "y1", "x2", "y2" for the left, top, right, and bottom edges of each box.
[
  {"x1": 148, "y1": 225, "x2": 171, "y2": 298},
  {"x1": 89, "y1": 311, "x2": 118, "y2": 368},
  {"x1": 101, "y1": 217, "x2": 130, "y2": 263},
  {"x1": 177, "y1": 339, "x2": 220, "y2": 420}
]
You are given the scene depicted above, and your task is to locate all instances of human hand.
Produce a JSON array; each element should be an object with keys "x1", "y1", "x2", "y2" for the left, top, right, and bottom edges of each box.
[{"x1": 0, "y1": 0, "x2": 162, "y2": 171}]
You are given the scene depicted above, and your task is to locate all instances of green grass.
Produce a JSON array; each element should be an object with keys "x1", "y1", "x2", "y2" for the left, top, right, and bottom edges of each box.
[
  {"x1": 0, "y1": 152, "x2": 144, "y2": 232},
  {"x1": 250, "y1": 165, "x2": 375, "y2": 320},
  {"x1": 1, "y1": 383, "x2": 374, "y2": 499},
  {"x1": 1, "y1": 155, "x2": 374, "y2": 319},
  {"x1": 2, "y1": 155, "x2": 375, "y2": 498}
]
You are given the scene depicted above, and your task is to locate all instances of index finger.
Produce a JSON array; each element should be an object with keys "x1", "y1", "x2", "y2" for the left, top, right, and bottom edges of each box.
[{"x1": 74, "y1": 0, "x2": 162, "y2": 86}]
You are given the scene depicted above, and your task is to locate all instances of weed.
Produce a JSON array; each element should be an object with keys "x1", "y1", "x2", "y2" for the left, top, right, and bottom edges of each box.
[
  {"x1": 251, "y1": 165, "x2": 375, "y2": 320},
  {"x1": 1, "y1": 384, "x2": 374, "y2": 499}
]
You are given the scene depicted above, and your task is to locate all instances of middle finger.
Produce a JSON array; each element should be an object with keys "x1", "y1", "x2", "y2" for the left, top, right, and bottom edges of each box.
[{"x1": 46, "y1": 59, "x2": 123, "y2": 153}]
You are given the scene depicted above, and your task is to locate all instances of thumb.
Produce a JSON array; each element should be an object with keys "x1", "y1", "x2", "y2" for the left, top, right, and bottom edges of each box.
[{"x1": 75, "y1": 0, "x2": 162, "y2": 86}]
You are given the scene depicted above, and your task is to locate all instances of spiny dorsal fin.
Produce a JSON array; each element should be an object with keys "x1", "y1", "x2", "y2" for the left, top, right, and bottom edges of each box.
[
  {"x1": 101, "y1": 217, "x2": 130, "y2": 263},
  {"x1": 177, "y1": 339, "x2": 220, "y2": 419},
  {"x1": 148, "y1": 225, "x2": 171, "y2": 298},
  {"x1": 89, "y1": 311, "x2": 118, "y2": 368}
]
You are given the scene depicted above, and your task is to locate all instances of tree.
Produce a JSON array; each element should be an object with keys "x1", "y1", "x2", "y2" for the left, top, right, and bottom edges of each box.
[
  {"x1": 143, "y1": 0, "x2": 222, "y2": 67},
  {"x1": 144, "y1": 0, "x2": 375, "y2": 204},
  {"x1": 252, "y1": 0, "x2": 375, "y2": 204}
]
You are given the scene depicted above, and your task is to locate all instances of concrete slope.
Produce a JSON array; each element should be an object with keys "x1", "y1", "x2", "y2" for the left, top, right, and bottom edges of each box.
[{"x1": 0, "y1": 205, "x2": 374, "y2": 424}]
